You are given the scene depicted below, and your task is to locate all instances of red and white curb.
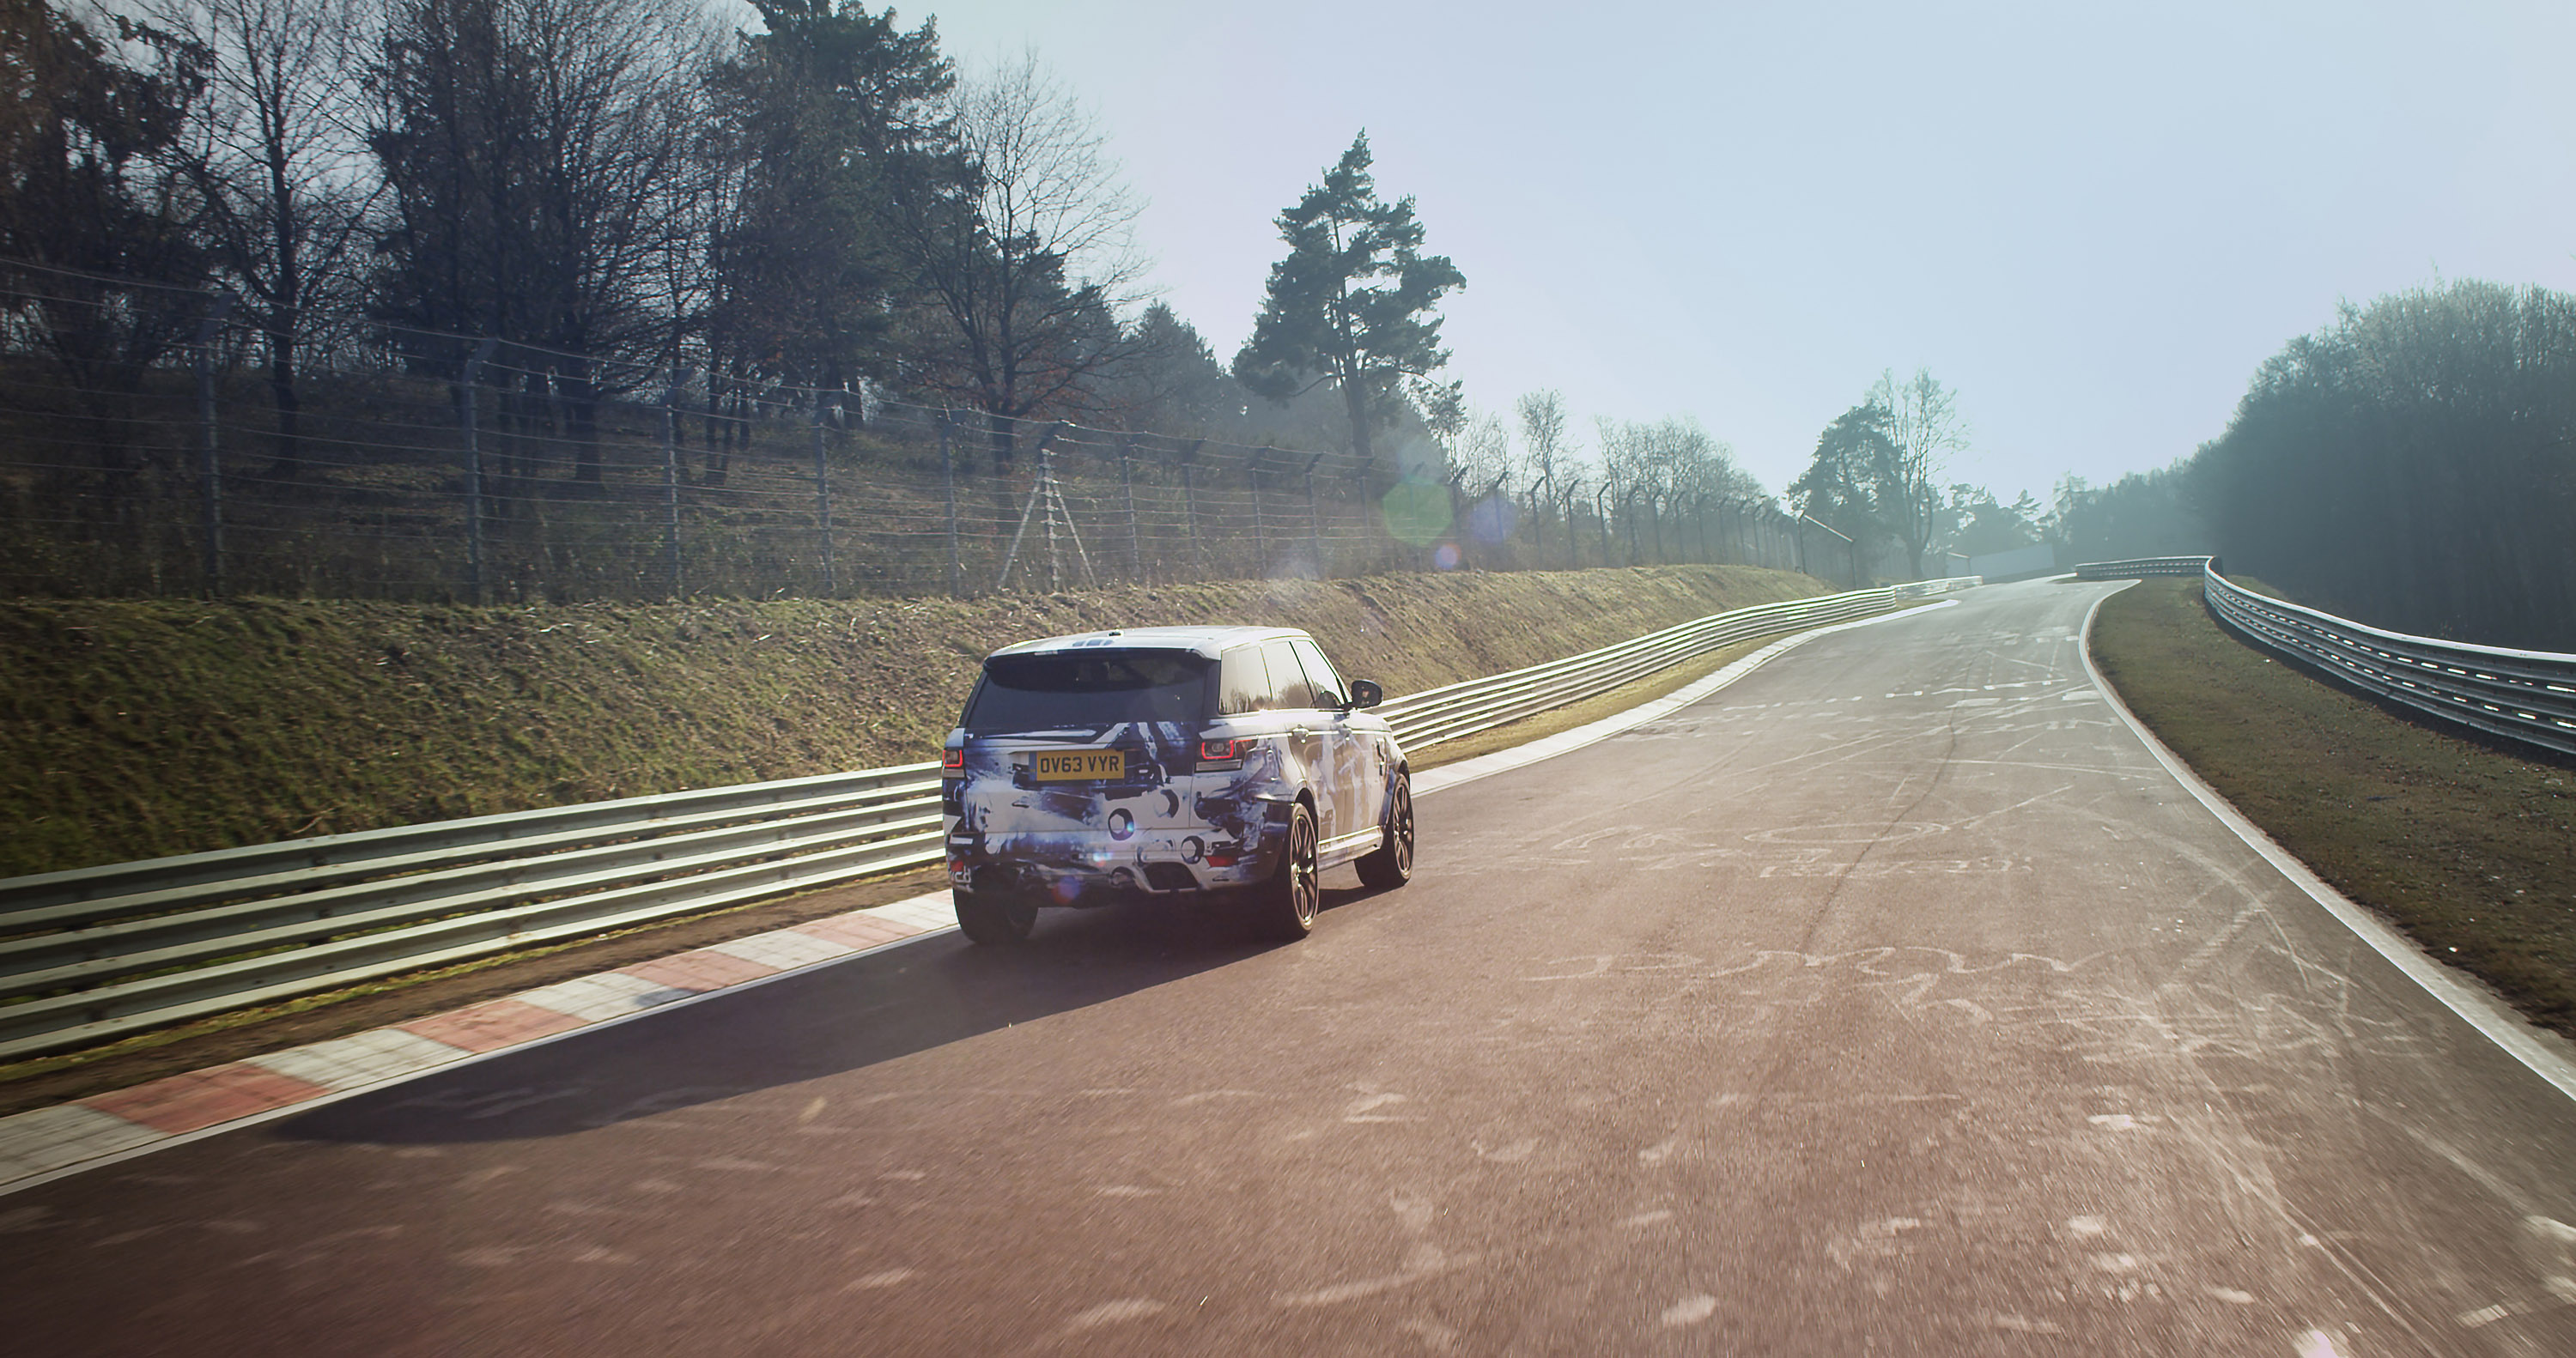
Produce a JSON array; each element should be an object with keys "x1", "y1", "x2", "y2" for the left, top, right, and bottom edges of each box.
[
  {"x1": 0, "y1": 600, "x2": 1960, "y2": 1196},
  {"x1": 0, "y1": 894, "x2": 958, "y2": 1192}
]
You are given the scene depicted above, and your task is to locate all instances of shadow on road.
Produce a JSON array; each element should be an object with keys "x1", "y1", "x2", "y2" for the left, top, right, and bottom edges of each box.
[{"x1": 276, "y1": 883, "x2": 1385, "y2": 1147}]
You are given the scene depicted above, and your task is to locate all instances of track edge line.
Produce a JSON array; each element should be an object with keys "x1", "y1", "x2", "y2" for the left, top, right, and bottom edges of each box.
[{"x1": 2078, "y1": 583, "x2": 2576, "y2": 1104}]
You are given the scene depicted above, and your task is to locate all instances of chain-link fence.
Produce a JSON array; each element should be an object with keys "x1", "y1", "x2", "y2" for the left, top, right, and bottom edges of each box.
[{"x1": 0, "y1": 264, "x2": 1831, "y2": 603}]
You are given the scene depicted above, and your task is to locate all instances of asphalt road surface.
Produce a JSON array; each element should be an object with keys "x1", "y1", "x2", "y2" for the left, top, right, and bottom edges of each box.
[{"x1": 8, "y1": 578, "x2": 2574, "y2": 1355}]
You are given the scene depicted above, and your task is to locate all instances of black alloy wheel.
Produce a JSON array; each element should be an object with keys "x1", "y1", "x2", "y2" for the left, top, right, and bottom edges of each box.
[
  {"x1": 954, "y1": 886, "x2": 1037, "y2": 945},
  {"x1": 1356, "y1": 773, "x2": 1414, "y2": 889},
  {"x1": 1257, "y1": 803, "x2": 1321, "y2": 941}
]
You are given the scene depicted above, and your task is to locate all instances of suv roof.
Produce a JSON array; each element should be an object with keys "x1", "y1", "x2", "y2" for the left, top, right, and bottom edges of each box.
[{"x1": 985, "y1": 625, "x2": 1309, "y2": 662}]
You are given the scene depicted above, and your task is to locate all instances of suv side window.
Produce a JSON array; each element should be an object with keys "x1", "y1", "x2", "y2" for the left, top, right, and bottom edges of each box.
[
  {"x1": 1261, "y1": 639, "x2": 1316, "y2": 710},
  {"x1": 1218, "y1": 646, "x2": 1271, "y2": 715},
  {"x1": 1289, "y1": 639, "x2": 1345, "y2": 708}
]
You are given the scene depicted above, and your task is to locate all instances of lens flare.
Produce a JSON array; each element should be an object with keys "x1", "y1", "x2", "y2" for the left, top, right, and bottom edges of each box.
[
  {"x1": 1379, "y1": 478, "x2": 1454, "y2": 547},
  {"x1": 1467, "y1": 494, "x2": 1516, "y2": 544}
]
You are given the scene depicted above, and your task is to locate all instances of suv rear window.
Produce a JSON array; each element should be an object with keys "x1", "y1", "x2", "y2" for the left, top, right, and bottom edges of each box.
[{"x1": 963, "y1": 651, "x2": 1210, "y2": 731}]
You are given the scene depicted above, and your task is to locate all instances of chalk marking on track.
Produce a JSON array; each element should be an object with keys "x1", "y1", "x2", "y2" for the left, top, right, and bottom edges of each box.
[{"x1": 2079, "y1": 585, "x2": 2576, "y2": 1104}]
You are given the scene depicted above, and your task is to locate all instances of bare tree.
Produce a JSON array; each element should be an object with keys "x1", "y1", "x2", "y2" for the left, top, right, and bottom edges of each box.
[
  {"x1": 367, "y1": 0, "x2": 714, "y2": 481},
  {"x1": 887, "y1": 50, "x2": 1150, "y2": 477},
  {"x1": 1867, "y1": 367, "x2": 1969, "y2": 577},
  {"x1": 1586, "y1": 415, "x2": 1761, "y2": 565},
  {"x1": 1453, "y1": 409, "x2": 1510, "y2": 493},
  {"x1": 155, "y1": 0, "x2": 375, "y2": 474},
  {"x1": 1515, "y1": 389, "x2": 1574, "y2": 565}
]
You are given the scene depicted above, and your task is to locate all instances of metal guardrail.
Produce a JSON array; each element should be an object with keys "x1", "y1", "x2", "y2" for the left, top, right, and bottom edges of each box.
[
  {"x1": 2075, "y1": 555, "x2": 2221, "y2": 579},
  {"x1": 0, "y1": 577, "x2": 1981, "y2": 1058},
  {"x1": 1381, "y1": 578, "x2": 1978, "y2": 749},
  {"x1": 0, "y1": 771, "x2": 946, "y2": 1059},
  {"x1": 2195, "y1": 567, "x2": 2576, "y2": 759}
]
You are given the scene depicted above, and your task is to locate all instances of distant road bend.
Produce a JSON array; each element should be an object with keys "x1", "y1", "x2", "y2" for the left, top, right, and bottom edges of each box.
[{"x1": 6, "y1": 577, "x2": 2573, "y2": 1355}]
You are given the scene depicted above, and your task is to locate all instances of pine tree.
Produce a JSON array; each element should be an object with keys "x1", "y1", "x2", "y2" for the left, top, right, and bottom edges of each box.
[{"x1": 1233, "y1": 131, "x2": 1462, "y2": 475}]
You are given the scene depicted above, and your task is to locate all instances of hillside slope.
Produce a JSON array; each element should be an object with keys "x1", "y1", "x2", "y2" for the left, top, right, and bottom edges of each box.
[{"x1": 0, "y1": 565, "x2": 1827, "y2": 876}]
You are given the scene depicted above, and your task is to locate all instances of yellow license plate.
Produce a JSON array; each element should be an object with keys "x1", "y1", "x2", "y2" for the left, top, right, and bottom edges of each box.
[{"x1": 1030, "y1": 749, "x2": 1126, "y2": 781}]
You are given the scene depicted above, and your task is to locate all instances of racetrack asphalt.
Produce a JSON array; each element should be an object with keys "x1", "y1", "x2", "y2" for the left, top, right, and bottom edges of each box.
[{"x1": 3, "y1": 577, "x2": 2573, "y2": 1355}]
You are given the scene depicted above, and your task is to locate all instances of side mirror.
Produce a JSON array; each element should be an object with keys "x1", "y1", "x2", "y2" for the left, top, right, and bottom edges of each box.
[{"x1": 1347, "y1": 679, "x2": 1383, "y2": 709}]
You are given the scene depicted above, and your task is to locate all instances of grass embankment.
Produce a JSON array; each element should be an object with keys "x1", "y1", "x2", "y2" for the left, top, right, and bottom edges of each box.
[
  {"x1": 0, "y1": 563, "x2": 1829, "y2": 876},
  {"x1": 0, "y1": 564, "x2": 1838, "y2": 1106},
  {"x1": 2089, "y1": 578, "x2": 2576, "y2": 1034}
]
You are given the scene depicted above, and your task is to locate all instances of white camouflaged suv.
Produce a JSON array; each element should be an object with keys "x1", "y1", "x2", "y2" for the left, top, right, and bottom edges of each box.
[{"x1": 940, "y1": 626, "x2": 1413, "y2": 943}]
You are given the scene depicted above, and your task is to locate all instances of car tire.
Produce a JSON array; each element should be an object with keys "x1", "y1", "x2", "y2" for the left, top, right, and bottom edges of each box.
[
  {"x1": 954, "y1": 886, "x2": 1036, "y2": 945},
  {"x1": 1355, "y1": 772, "x2": 1413, "y2": 890},
  {"x1": 1255, "y1": 803, "x2": 1321, "y2": 942}
]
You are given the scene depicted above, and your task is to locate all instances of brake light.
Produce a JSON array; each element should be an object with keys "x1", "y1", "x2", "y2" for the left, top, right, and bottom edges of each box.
[
  {"x1": 1198, "y1": 737, "x2": 1248, "y2": 770},
  {"x1": 942, "y1": 747, "x2": 964, "y2": 774}
]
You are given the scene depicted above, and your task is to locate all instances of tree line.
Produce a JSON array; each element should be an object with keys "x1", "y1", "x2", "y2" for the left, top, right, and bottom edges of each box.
[
  {"x1": 0, "y1": 0, "x2": 1497, "y2": 494},
  {"x1": 2190, "y1": 280, "x2": 2576, "y2": 649},
  {"x1": 14, "y1": 0, "x2": 2099, "y2": 597},
  {"x1": 1941, "y1": 276, "x2": 2573, "y2": 648}
]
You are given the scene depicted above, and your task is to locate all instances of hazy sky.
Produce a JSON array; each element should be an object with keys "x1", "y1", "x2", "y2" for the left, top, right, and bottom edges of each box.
[{"x1": 903, "y1": 0, "x2": 2576, "y2": 505}]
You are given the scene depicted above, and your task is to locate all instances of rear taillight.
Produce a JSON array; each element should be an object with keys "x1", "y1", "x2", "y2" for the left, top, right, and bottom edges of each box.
[
  {"x1": 942, "y1": 747, "x2": 964, "y2": 774},
  {"x1": 1198, "y1": 737, "x2": 1247, "y2": 770}
]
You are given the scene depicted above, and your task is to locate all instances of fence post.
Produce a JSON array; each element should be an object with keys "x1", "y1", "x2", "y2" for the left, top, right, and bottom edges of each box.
[
  {"x1": 1353, "y1": 462, "x2": 1375, "y2": 573},
  {"x1": 661, "y1": 368, "x2": 690, "y2": 599},
  {"x1": 1563, "y1": 487, "x2": 1577, "y2": 568},
  {"x1": 1038, "y1": 423, "x2": 1064, "y2": 591},
  {"x1": 194, "y1": 294, "x2": 234, "y2": 596},
  {"x1": 939, "y1": 409, "x2": 961, "y2": 596},
  {"x1": 1118, "y1": 436, "x2": 1142, "y2": 583},
  {"x1": 1447, "y1": 469, "x2": 1466, "y2": 570},
  {"x1": 459, "y1": 337, "x2": 496, "y2": 603},
  {"x1": 1179, "y1": 439, "x2": 1203, "y2": 578},
  {"x1": 1304, "y1": 453, "x2": 1325, "y2": 579},
  {"x1": 813, "y1": 386, "x2": 835, "y2": 596},
  {"x1": 1249, "y1": 448, "x2": 1268, "y2": 575}
]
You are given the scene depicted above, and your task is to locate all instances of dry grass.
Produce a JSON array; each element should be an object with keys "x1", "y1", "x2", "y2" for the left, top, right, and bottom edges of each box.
[
  {"x1": 0, "y1": 563, "x2": 1830, "y2": 876},
  {"x1": 2089, "y1": 578, "x2": 2576, "y2": 1034}
]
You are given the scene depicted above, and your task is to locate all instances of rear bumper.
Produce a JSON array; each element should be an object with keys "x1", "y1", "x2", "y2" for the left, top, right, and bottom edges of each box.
[{"x1": 944, "y1": 803, "x2": 1292, "y2": 906}]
